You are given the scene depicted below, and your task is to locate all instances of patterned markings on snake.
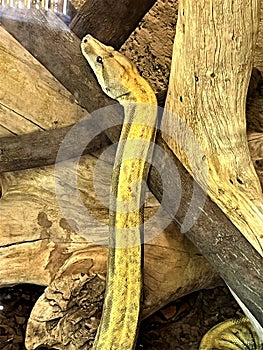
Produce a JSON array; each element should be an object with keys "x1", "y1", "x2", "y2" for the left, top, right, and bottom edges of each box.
[
  {"x1": 81, "y1": 34, "x2": 158, "y2": 349},
  {"x1": 199, "y1": 317, "x2": 262, "y2": 349}
]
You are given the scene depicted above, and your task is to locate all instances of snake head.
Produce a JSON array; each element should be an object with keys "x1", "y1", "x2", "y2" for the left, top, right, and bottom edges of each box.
[{"x1": 81, "y1": 34, "x2": 137, "y2": 100}]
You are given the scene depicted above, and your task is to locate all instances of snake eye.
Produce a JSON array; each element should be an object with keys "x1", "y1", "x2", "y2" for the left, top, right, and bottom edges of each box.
[{"x1": 96, "y1": 56, "x2": 103, "y2": 64}]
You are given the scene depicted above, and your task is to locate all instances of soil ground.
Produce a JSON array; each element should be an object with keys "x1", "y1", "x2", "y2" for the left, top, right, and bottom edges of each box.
[{"x1": 0, "y1": 283, "x2": 242, "y2": 349}]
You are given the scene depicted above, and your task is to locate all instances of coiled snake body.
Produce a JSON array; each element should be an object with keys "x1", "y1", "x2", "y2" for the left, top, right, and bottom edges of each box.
[
  {"x1": 199, "y1": 317, "x2": 262, "y2": 349},
  {"x1": 81, "y1": 35, "x2": 262, "y2": 350}
]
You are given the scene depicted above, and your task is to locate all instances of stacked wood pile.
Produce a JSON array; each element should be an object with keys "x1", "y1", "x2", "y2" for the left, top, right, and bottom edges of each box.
[{"x1": 0, "y1": 0, "x2": 262, "y2": 348}]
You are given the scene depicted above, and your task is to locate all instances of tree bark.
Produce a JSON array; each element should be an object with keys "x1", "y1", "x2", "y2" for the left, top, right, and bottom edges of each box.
[
  {"x1": 162, "y1": 0, "x2": 263, "y2": 256},
  {"x1": 69, "y1": 0, "x2": 157, "y2": 48}
]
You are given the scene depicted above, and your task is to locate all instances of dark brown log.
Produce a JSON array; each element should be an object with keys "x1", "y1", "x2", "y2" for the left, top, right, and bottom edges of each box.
[
  {"x1": 69, "y1": 0, "x2": 157, "y2": 48},
  {"x1": 0, "y1": 125, "x2": 111, "y2": 173}
]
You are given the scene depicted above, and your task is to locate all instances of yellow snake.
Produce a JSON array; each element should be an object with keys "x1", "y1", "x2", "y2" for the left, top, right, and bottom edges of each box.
[
  {"x1": 81, "y1": 35, "x2": 262, "y2": 350},
  {"x1": 81, "y1": 34, "x2": 157, "y2": 349},
  {"x1": 199, "y1": 317, "x2": 262, "y2": 349}
]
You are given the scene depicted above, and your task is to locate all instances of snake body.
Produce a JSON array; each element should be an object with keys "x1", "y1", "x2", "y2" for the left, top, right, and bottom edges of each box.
[
  {"x1": 81, "y1": 34, "x2": 157, "y2": 349},
  {"x1": 199, "y1": 317, "x2": 262, "y2": 349}
]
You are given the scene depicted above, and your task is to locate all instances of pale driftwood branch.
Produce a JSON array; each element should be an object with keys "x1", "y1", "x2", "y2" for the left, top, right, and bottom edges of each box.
[
  {"x1": 163, "y1": 0, "x2": 263, "y2": 256},
  {"x1": 70, "y1": 0, "x2": 158, "y2": 49},
  {"x1": 0, "y1": 6, "x2": 113, "y2": 114},
  {"x1": 0, "y1": 26, "x2": 87, "y2": 135}
]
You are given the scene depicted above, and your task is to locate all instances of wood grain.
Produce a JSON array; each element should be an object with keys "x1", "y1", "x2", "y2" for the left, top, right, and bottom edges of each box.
[
  {"x1": 163, "y1": 0, "x2": 263, "y2": 256},
  {"x1": 0, "y1": 26, "x2": 86, "y2": 134}
]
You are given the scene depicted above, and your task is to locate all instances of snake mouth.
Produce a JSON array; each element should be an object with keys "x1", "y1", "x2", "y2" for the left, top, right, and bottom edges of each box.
[{"x1": 115, "y1": 91, "x2": 132, "y2": 100}]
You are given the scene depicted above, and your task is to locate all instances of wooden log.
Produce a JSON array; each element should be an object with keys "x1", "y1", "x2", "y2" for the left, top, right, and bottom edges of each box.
[
  {"x1": 0, "y1": 6, "x2": 115, "y2": 114},
  {"x1": 1, "y1": 6, "x2": 262, "y2": 184},
  {"x1": 0, "y1": 26, "x2": 87, "y2": 135},
  {"x1": 69, "y1": 0, "x2": 157, "y2": 48},
  {"x1": 162, "y1": 0, "x2": 263, "y2": 256},
  {"x1": 0, "y1": 6, "x2": 125, "y2": 144},
  {"x1": 0, "y1": 124, "x2": 111, "y2": 172},
  {"x1": 0, "y1": 143, "x2": 261, "y2": 348},
  {"x1": 0, "y1": 21, "x2": 220, "y2": 347}
]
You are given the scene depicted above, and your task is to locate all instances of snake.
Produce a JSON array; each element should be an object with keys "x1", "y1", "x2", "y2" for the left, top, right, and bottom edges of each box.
[
  {"x1": 199, "y1": 317, "x2": 262, "y2": 349},
  {"x1": 81, "y1": 34, "x2": 158, "y2": 349},
  {"x1": 81, "y1": 35, "x2": 262, "y2": 350}
]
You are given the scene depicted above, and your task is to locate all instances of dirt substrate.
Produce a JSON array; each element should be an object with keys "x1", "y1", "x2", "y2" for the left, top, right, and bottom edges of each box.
[{"x1": 0, "y1": 283, "x2": 243, "y2": 349}]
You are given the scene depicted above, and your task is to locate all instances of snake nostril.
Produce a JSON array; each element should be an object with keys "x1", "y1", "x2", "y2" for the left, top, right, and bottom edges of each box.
[{"x1": 83, "y1": 38, "x2": 88, "y2": 43}]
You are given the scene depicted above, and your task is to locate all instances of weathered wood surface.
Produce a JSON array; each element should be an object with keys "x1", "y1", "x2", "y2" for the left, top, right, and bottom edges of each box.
[
  {"x1": 0, "y1": 6, "x2": 118, "y2": 114},
  {"x1": 18, "y1": 136, "x2": 262, "y2": 350},
  {"x1": 0, "y1": 6, "x2": 124, "y2": 144},
  {"x1": 163, "y1": 0, "x2": 263, "y2": 257},
  {"x1": 0, "y1": 26, "x2": 220, "y2": 339},
  {"x1": 0, "y1": 26, "x2": 87, "y2": 134},
  {"x1": 0, "y1": 123, "x2": 111, "y2": 172},
  {"x1": 149, "y1": 137, "x2": 263, "y2": 326},
  {"x1": 1, "y1": 5, "x2": 262, "y2": 180},
  {"x1": 69, "y1": 0, "x2": 157, "y2": 48}
]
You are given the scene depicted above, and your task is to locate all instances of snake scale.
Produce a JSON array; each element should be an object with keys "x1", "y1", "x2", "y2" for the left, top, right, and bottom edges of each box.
[{"x1": 81, "y1": 35, "x2": 262, "y2": 350}]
